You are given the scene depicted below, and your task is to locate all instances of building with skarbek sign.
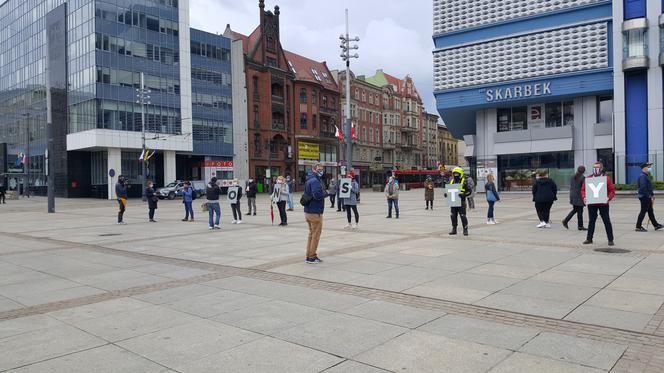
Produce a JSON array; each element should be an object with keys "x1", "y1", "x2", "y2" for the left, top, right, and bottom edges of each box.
[{"x1": 433, "y1": 0, "x2": 664, "y2": 190}]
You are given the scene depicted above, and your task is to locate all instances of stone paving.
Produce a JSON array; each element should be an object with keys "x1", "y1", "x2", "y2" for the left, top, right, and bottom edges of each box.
[{"x1": 2, "y1": 190, "x2": 664, "y2": 372}]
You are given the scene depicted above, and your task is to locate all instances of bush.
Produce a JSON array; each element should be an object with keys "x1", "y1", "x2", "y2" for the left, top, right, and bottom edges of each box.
[{"x1": 614, "y1": 182, "x2": 664, "y2": 191}]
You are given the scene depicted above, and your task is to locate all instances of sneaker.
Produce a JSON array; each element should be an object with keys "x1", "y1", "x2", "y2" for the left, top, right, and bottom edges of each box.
[
  {"x1": 578, "y1": 227, "x2": 588, "y2": 231},
  {"x1": 463, "y1": 227, "x2": 469, "y2": 236},
  {"x1": 562, "y1": 220, "x2": 569, "y2": 230},
  {"x1": 486, "y1": 219, "x2": 492, "y2": 225},
  {"x1": 583, "y1": 239, "x2": 593, "y2": 245},
  {"x1": 208, "y1": 226, "x2": 214, "y2": 230},
  {"x1": 449, "y1": 228, "x2": 457, "y2": 235},
  {"x1": 287, "y1": 208, "x2": 294, "y2": 211},
  {"x1": 492, "y1": 219, "x2": 498, "y2": 224},
  {"x1": 608, "y1": 241, "x2": 615, "y2": 246},
  {"x1": 117, "y1": 221, "x2": 126, "y2": 225},
  {"x1": 149, "y1": 219, "x2": 157, "y2": 223},
  {"x1": 352, "y1": 224, "x2": 359, "y2": 230},
  {"x1": 305, "y1": 257, "x2": 322, "y2": 264},
  {"x1": 635, "y1": 227, "x2": 648, "y2": 232},
  {"x1": 214, "y1": 225, "x2": 221, "y2": 229},
  {"x1": 236, "y1": 220, "x2": 243, "y2": 224},
  {"x1": 190, "y1": 219, "x2": 195, "y2": 222},
  {"x1": 386, "y1": 215, "x2": 392, "y2": 219},
  {"x1": 655, "y1": 224, "x2": 664, "y2": 231},
  {"x1": 231, "y1": 220, "x2": 237, "y2": 224},
  {"x1": 344, "y1": 223, "x2": 351, "y2": 229},
  {"x1": 545, "y1": 222, "x2": 551, "y2": 228},
  {"x1": 253, "y1": 213, "x2": 256, "y2": 216},
  {"x1": 182, "y1": 218, "x2": 188, "y2": 222},
  {"x1": 536, "y1": 221, "x2": 546, "y2": 228}
]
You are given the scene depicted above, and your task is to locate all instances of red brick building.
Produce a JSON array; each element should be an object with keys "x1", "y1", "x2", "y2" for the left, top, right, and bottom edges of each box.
[{"x1": 224, "y1": 1, "x2": 340, "y2": 189}]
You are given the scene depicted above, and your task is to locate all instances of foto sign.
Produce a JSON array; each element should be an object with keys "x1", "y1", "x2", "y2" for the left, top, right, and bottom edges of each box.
[
  {"x1": 227, "y1": 186, "x2": 239, "y2": 204},
  {"x1": 585, "y1": 176, "x2": 607, "y2": 204},
  {"x1": 445, "y1": 183, "x2": 462, "y2": 207},
  {"x1": 339, "y1": 178, "x2": 352, "y2": 199}
]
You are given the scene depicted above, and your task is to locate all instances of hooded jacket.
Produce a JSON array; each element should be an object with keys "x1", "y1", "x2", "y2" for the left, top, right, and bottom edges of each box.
[
  {"x1": 304, "y1": 172, "x2": 327, "y2": 214},
  {"x1": 532, "y1": 177, "x2": 558, "y2": 203}
]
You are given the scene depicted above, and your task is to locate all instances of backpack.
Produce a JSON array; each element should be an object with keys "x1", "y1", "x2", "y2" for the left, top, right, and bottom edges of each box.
[{"x1": 191, "y1": 187, "x2": 197, "y2": 201}]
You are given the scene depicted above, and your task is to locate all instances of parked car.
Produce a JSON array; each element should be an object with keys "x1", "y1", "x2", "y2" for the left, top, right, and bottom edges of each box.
[{"x1": 157, "y1": 180, "x2": 205, "y2": 200}]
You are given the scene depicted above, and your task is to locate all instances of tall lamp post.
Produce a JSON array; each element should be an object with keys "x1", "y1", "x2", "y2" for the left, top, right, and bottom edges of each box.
[
  {"x1": 136, "y1": 72, "x2": 151, "y2": 202},
  {"x1": 339, "y1": 8, "x2": 359, "y2": 172}
]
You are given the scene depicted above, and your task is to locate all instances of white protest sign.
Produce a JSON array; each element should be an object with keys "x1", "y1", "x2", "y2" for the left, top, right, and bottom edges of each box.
[
  {"x1": 227, "y1": 186, "x2": 239, "y2": 204},
  {"x1": 585, "y1": 176, "x2": 607, "y2": 204},
  {"x1": 339, "y1": 178, "x2": 352, "y2": 199},
  {"x1": 445, "y1": 183, "x2": 462, "y2": 207}
]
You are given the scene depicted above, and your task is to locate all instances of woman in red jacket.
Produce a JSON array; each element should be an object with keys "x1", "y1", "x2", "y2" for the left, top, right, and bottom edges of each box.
[{"x1": 581, "y1": 161, "x2": 615, "y2": 246}]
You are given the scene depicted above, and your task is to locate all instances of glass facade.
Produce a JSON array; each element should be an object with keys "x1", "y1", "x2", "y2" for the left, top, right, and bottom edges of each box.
[{"x1": 498, "y1": 151, "x2": 574, "y2": 191}]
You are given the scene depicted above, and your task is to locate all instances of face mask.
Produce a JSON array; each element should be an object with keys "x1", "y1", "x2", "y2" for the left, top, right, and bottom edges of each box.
[
  {"x1": 593, "y1": 167, "x2": 602, "y2": 176},
  {"x1": 316, "y1": 170, "x2": 324, "y2": 177}
]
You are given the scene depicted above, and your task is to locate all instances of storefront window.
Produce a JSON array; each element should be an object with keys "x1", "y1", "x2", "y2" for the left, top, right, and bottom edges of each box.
[
  {"x1": 544, "y1": 101, "x2": 574, "y2": 127},
  {"x1": 498, "y1": 151, "x2": 574, "y2": 191},
  {"x1": 497, "y1": 107, "x2": 527, "y2": 132},
  {"x1": 598, "y1": 96, "x2": 613, "y2": 124}
]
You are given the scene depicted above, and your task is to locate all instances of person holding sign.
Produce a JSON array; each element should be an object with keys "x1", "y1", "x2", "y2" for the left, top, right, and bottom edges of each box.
[
  {"x1": 342, "y1": 171, "x2": 360, "y2": 229},
  {"x1": 229, "y1": 180, "x2": 243, "y2": 224},
  {"x1": 581, "y1": 161, "x2": 615, "y2": 246},
  {"x1": 272, "y1": 176, "x2": 289, "y2": 226},
  {"x1": 385, "y1": 176, "x2": 400, "y2": 219},
  {"x1": 446, "y1": 167, "x2": 471, "y2": 236},
  {"x1": 635, "y1": 163, "x2": 663, "y2": 232}
]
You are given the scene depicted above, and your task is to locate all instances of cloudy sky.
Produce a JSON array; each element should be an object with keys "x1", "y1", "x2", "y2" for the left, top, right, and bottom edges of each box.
[{"x1": 190, "y1": 0, "x2": 437, "y2": 115}]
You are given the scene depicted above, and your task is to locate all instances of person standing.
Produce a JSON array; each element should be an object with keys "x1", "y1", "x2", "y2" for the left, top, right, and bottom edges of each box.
[
  {"x1": 115, "y1": 175, "x2": 128, "y2": 225},
  {"x1": 286, "y1": 175, "x2": 294, "y2": 211},
  {"x1": 343, "y1": 172, "x2": 360, "y2": 229},
  {"x1": 0, "y1": 178, "x2": 6, "y2": 204},
  {"x1": 328, "y1": 177, "x2": 337, "y2": 208},
  {"x1": 447, "y1": 167, "x2": 471, "y2": 235},
  {"x1": 335, "y1": 174, "x2": 345, "y2": 212},
  {"x1": 424, "y1": 175, "x2": 435, "y2": 210},
  {"x1": 485, "y1": 173, "x2": 500, "y2": 224},
  {"x1": 385, "y1": 176, "x2": 400, "y2": 219},
  {"x1": 272, "y1": 175, "x2": 289, "y2": 226},
  {"x1": 532, "y1": 171, "x2": 557, "y2": 228},
  {"x1": 245, "y1": 178, "x2": 257, "y2": 216},
  {"x1": 581, "y1": 161, "x2": 616, "y2": 245},
  {"x1": 466, "y1": 175, "x2": 476, "y2": 210},
  {"x1": 182, "y1": 181, "x2": 195, "y2": 222},
  {"x1": 304, "y1": 163, "x2": 327, "y2": 263},
  {"x1": 562, "y1": 166, "x2": 587, "y2": 231},
  {"x1": 230, "y1": 179, "x2": 243, "y2": 224},
  {"x1": 145, "y1": 181, "x2": 158, "y2": 222},
  {"x1": 636, "y1": 163, "x2": 663, "y2": 232},
  {"x1": 206, "y1": 177, "x2": 222, "y2": 230}
]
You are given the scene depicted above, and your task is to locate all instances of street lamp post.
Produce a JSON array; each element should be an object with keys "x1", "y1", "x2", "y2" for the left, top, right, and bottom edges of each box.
[
  {"x1": 339, "y1": 8, "x2": 359, "y2": 172},
  {"x1": 136, "y1": 72, "x2": 151, "y2": 202}
]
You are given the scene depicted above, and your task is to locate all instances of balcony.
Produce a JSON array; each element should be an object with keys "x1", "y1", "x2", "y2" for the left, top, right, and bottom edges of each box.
[
  {"x1": 319, "y1": 106, "x2": 338, "y2": 116},
  {"x1": 271, "y1": 94, "x2": 284, "y2": 104},
  {"x1": 383, "y1": 142, "x2": 396, "y2": 149},
  {"x1": 320, "y1": 130, "x2": 337, "y2": 139},
  {"x1": 622, "y1": 18, "x2": 650, "y2": 72},
  {"x1": 400, "y1": 142, "x2": 419, "y2": 150},
  {"x1": 400, "y1": 125, "x2": 418, "y2": 133}
]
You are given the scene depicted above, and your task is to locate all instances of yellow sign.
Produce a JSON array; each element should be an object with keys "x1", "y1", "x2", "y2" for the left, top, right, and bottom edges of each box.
[{"x1": 298, "y1": 141, "x2": 320, "y2": 160}]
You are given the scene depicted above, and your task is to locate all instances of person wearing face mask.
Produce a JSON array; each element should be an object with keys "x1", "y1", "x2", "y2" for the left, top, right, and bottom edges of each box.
[
  {"x1": 245, "y1": 178, "x2": 257, "y2": 216},
  {"x1": 303, "y1": 163, "x2": 328, "y2": 263},
  {"x1": 115, "y1": 175, "x2": 128, "y2": 225},
  {"x1": 145, "y1": 180, "x2": 158, "y2": 222},
  {"x1": 385, "y1": 176, "x2": 400, "y2": 219},
  {"x1": 581, "y1": 161, "x2": 616, "y2": 246},
  {"x1": 636, "y1": 163, "x2": 663, "y2": 232},
  {"x1": 272, "y1": 176, "x2": 289, "y2": 226},
  {"x1": 446, "y1": 167, "x2": 471, "y2": 235}
]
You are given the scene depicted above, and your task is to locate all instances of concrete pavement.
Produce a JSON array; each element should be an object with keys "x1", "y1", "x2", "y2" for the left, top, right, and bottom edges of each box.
[{"x1": 1, "y1": 190, "x2": 664, "y2": 372}]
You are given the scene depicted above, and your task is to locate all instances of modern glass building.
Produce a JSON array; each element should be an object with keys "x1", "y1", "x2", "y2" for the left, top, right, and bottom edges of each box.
[
  {"x1": 0, "y1": 0, "x2": 234, "y2": 198},
  {"x1": 433, "y1": 0, "x2": 664, "y2": 190}
]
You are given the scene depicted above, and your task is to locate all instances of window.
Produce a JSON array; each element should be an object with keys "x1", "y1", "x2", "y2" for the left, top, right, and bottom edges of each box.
[
  {"x1": 266, "y1": 57, "x2": 277, "y2": 67},
  {"x1": 598, "y1": 96, "x2": 613, "y2": 124},
  {"x1": 267, "y1": 37, "x2": 275, "y2": 51},
  {"x1": 322, "y1": 95, "x2": 328, "y2": 108},
  {"x1": 361, "y1": 91, "x2": 366, "y2": 102},
  {"x1": 312, "y1": 114, "x2": 317, "y2": 129},
  {"x1": 497, "y1": 108, "x2": 512, "y2": 132},
  {"x1": 300, "y1": 113, "x2": 307, "y2": 129},
  {"x1": 545, "y1": 101, "x2": 574, "y2": 127},
  {"x1": 623, "y1": 28, "x2": 648, "y2": 58},
  {"x1": 253, "y1": 77, "x2": 259, "y2": 96},
  {"x1": 354, "y1": 88, "x2": 359, "y2": 99},
  {"x1": 312, "y1": 90, "x2": 317, "y2": 105},
  {"x1": 299, "y1": 89, "x2": 307, "y2": 103},
  {"x1": 369, "y1": 94, "x2": 373, "y2": 105},
  {"x1": 253, "y1": 105, "x2": 259, "y2": 128},
  {"x1": 146, "y1": 16, "x2": 159, "y2": 31}
]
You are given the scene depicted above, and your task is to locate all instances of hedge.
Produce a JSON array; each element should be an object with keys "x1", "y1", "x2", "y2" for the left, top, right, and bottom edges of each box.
[{"x1": 614, "y1": 181, "x2": 664, "y2": 191}]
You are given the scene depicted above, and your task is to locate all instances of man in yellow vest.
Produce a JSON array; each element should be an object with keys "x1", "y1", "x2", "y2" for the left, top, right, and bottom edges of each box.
[{"x1": 447, "y1": 167, "x2": 472, "y2": 236}]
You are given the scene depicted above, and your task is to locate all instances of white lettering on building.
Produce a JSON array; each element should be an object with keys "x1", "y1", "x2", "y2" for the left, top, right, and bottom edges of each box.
[{"x1": 486, "y1": 82, "x2": 553, "y2": 102}]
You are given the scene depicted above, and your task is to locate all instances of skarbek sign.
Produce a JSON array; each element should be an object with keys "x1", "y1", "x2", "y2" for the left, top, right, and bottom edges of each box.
[{"x1": 485, "y1": 82, "x2": 551, "y2": 102}]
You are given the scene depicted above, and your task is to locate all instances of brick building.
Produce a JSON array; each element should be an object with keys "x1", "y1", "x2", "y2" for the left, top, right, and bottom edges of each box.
[
  {"x1": 224, "y1": 0, "x2": 340, "y2": 190},
  {"x1": 423, "y1": 112, "x2": 440, "y2": 168},
  {"x1": 438, "y1": 124, "x2": 459, "y2": 167}
]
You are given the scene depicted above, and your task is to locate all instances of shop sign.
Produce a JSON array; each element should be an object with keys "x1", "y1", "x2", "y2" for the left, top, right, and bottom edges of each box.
[
  {"x1": 298, "y1": 141, "x2": 320, "y2": 160},
  {"x1": 485, "y1": 82, "x2": 551, "y2": 102},
  {"x1": 203, "y1": 160, "x2": 234, "y2": 170},
  {"x1": 298, "y1": 160, "x2": 338, "y2": 167}
]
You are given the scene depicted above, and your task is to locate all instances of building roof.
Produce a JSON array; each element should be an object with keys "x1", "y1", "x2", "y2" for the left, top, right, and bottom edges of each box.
[
  {"x1": 284, "y1": 50, "x2": 338, "y2": 91},
  {"x1": 363, "y1": 69, "x2": 422, "y2": 101}
]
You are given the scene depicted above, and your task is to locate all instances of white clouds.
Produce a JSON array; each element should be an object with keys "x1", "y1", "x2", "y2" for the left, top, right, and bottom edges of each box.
[{"x1": 189, "y1": 0, "x2": 436, "y2": 113}]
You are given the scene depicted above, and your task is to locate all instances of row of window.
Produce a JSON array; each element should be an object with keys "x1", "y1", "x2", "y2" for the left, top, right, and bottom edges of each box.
[
  {"x1": 95, "y1": 4, "x2": 179, "y2": 36},
  {"x1": 95, "y1": 33, "x2": 180, "y2": 65},
  {"x1": 192, "y1": 119, "x2": 232, "y2": 143},
  {"x1": 298, "y1": 88, "x2": 337, "y2": 108},
  {"x1": 192, "y1": 92, "x2": 232, "y2": 110},
  {"x1": 97, "y1": 99, "x2": 182, "y2": 134},
  {"x1": 190, "y1": 41, "x2": 230, "y2": 61},
  {"x1": 95, "y1": 66, "x2": 181, "y2": 94},
  {"x1": 191, "y1": 68, "x2": 231, "y2": 86}
]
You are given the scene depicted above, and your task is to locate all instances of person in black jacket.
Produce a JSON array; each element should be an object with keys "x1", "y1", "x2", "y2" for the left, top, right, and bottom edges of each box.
[
  {"x1": 0, "y1": 178, "x2": 6, "y2": 204},
  {"x1": 116, "y1": 175, "x2": 128, "y2": 224},
  {"x1": 562, "y1": 166, "x2": 587, "y2": 231},
  {"x1": 532, "y1": 171, "x2": 557, "y2": 228},
  {"x1": 230, "y1": 179, "x2": 243, "y2": 224},
  {"x1": 245, "y1": 178, "x2": 257, "y2": 216},
  {"x1": 636, "y1": 163, "x2": 663, "y2": 232},
  {"x1": 145, "y1": 181, "x2": 158, "y2": 222},
  {"x1": 206, "y1": 177, "x2": 222, "y2": 229}
]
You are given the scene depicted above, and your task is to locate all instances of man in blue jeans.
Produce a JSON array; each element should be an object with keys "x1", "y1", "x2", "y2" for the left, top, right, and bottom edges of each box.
[
  {"x1": 206, "y1": 177, "x2": 222, "y2": 229},
  {"x1": 385, "y1": 176, "x2": 399, "y2": 218}
]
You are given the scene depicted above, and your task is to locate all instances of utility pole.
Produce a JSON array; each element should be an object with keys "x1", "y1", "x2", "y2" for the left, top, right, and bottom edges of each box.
[
  {"x1": 339, "y1": 8, "x2": 359, "y2": 172},
  {"x1": 136, "y1": 72, "x2": 151, "y2": 202},
  {"x1": 24, "y1": 113, "x2": 30, "y2": 198}
]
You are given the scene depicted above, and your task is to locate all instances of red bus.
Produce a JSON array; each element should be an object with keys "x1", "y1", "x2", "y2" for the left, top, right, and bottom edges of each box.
[{"x1": 393, "y1": 169, "x2": 448, "y2": 189}]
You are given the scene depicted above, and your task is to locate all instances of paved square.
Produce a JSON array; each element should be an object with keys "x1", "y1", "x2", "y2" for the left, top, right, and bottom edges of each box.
[{"x1": 1, "y1": 192, "x2": 664, "y2": 372}]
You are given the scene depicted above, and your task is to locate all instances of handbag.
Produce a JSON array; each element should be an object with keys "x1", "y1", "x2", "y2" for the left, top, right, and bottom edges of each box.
[
  {"x1": 486, "y1": 189, "x2": 497, "y2": 202},
  {"x1": 300, "y1": 192, "x2": 313, "y2": 206}
]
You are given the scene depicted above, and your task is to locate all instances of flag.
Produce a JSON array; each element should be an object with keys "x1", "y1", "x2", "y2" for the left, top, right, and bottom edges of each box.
[
  {"x1": 138, "y1": 149, "x2": 145, "y2": 161},
  {"x1": 146, "y1": 149, "x2": 155, "y2": 160},
  {"x1": 351, "y1": 122, "x2": 357, "y2": 140},
  {"x1": 139, "y1": 149, "x2": 156, "y2": 161},
  {"x1": 335, "y1": 126, "x2": 342, "y2": 140}
]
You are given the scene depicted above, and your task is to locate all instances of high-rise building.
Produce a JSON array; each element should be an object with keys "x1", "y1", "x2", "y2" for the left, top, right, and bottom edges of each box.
[
  {"x1": 433, "y1": 0, "x2": 661, "y2": 190},
  {"x1": 0, "y1": 0, "x2": 236, "y2": 198}
]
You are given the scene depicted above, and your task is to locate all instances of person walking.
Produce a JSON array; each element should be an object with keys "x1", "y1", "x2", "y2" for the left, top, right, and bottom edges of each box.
[
  {"x1": 581, "y1": 161, "x2": 616, "y2": 245},
  {"x1": 385, "y1": 176, "x2": 400, "y2": 219},
  {"x1": 245, "y1": 178, "x2": 257, "y2": 216},
  {"x1": 272, "y1": 175, "x2": 289, "y2": 226},
  {"x1": 328, "y1": 177, "x2": 337, "y2": 208},
  {"x1": 303, "y1": 163, "x2": 327, "y2": 263},
  {"x1": 424, "y1": 175, "x2": 435, "y2": 210},
  {"x1": 230, "y1": 179, "x2": 243, "y2": 224},
  {"x1": 485, "y1": 173, "x2": 500, "y2": 224},
  {"x1": 532, "y1": 171, "x2": 557, "y2": 228},
  {"x1": 206, "y1": 177, "x2": 222, "y2": 230},
  {"x1": 0, "y1": 179, "x2": 6, "y2": 204},
  {"x1": 182, "y1": 181, "x2": 195, "y2": 222},
  {"x1": 115, "y1": 175, "x2": 128, "y2": 225},
  {"x1": 343, "y1": 171, "x2": 360, "y2": 229},
  {"x1": 145, "y1": 181, "x2": 158, "y2": 222},
  {"x1": 636, "y1": 163, "x2": 663, "y2": 232},
  {"x1": 286, "y1": 175, "x2": 295, "y2": 211},
  {"x1": 466, "y1": 175, "x2": 476, "y2": 210},
  {"x1": 562, "y1": 166, "x2": 587, "y2": 231},
  {"x1": 447, "y1": 167, "x2": 471, "y2": 235}
]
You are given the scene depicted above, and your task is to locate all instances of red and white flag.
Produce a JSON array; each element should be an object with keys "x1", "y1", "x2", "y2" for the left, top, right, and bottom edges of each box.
[
  {"x1": 335, "y1": 126, "x2": 343, "y2": 140},
  {"x1": 351, "y1": 122, "x2": 357, "y2": 140}
]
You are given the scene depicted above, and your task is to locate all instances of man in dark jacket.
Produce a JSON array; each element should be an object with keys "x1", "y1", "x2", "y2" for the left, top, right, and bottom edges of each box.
[
  {"x1": 206, "y1": 177, "x2": 222, "y2": 229},
  {"x1": 0, "y1": 178, "x2": 6, "y2": 204},
  {"x1": 581, "y1": 161, "x2": 616, "y2": 246},
  {"x1": 145, "y1": 180, "x2": 158, "y2": 222},
  {"x1": 532, "y1": 171, "x2": 558, "y2": 228},
  {"x1": 563, "y1": 166, "x2": 587, "y2": 230},
  {"x1": 116, "y1": 176, "x2": 128, "y2": 224},
  {"x1": 246, "y1": 178, "x2": 258, "y2": 216},
  {"x1": 636, "y1": 163, "x2": 663, "y2": 232},
  {"x1": 304, "y1": 163, "x2": 327, "y2": 263},
  {"x1": 447, "y1": 167, "x2": 471, "y2": 236}
]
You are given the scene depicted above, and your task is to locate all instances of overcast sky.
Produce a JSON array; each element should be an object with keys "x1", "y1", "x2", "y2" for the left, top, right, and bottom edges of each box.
[{"x1": 190, "y1": 0, "x2": 437, "y2": 116}]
